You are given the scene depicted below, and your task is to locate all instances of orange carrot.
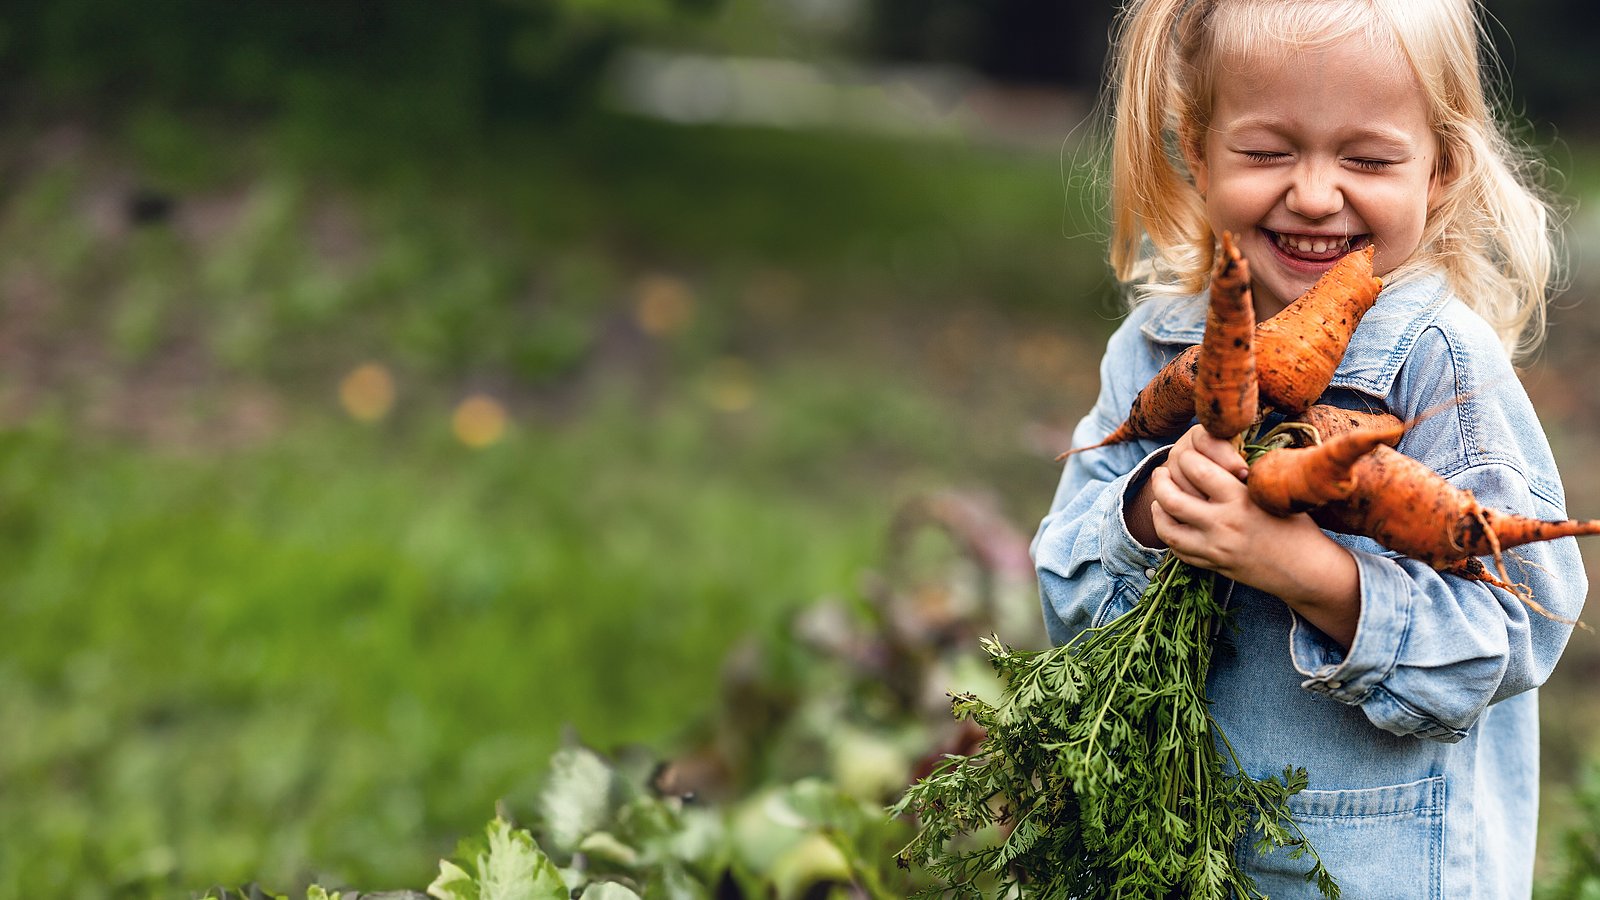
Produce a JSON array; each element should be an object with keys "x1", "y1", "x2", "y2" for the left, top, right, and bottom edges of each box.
[
  {"x1": 1308, "y1": 445, "x2": 1600, "y2": 565},
  {"x1": 1241, "y1": 405, "x2": 1586, "y2": 620},
  {"x1": 1307, "y1": 444, "x2": 1600, "y2": 622},
  {"x1": 1057, "y1": 345, "x2": 1200, "y2": 460},
  {"x1": 1247, "y1": 418, "x2": 1406, "y2": 516},
  {"x1": 1255, "y1": 246, "x2": 1383, "y2": 415},
  {"x1": 1060, "y1": 248, "x2": 1381, "y2": 458},
  {"x1": 1195, "y1": 232, "x2": 1257, "y2": 439},
  {"x1": 1291, "y1": 405, "x2": 1403, "y2": 445}
]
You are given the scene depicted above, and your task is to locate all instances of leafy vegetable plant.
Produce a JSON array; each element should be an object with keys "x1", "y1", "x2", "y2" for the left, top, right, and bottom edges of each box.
[{"x1": 428, "y1": 817, "x2": 577, "y2": 900}]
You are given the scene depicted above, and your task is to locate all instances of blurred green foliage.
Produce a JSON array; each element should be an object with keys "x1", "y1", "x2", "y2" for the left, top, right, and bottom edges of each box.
[
  {"x1": 0, "y1": 103, "x2": 1098, "y2": 894},
  {"x1": 1538, "y1": 762, "x2": 1600, "y2": 900},
  {"x1": 0, "y1": 0, "x2": 716, "y2": 140},
  {"x1": 10, "y1": 111, "x2": 1111, "y2": 388},
  {"x1": 0, "y1": 384, "x2": 926, "y2": 894}
]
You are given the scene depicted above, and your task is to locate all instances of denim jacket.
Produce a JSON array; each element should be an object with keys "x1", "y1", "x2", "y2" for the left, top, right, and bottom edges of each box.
[{"x1": 1031, "y1": 272, "x2": 1585, "y2": 898}]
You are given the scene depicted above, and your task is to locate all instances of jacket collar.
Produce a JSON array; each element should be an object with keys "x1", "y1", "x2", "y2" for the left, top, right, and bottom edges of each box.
[{"x1": 1138, "y1": 271, "x2": 1452, "y2": 401}]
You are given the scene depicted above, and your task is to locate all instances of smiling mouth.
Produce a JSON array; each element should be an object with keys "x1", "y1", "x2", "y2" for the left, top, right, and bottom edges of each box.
[{"x1": 1263, "y1": 229, "x2": 1371, "y2": 262}]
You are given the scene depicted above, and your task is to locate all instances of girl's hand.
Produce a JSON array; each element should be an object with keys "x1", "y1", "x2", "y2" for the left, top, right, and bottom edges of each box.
[
  {"x1": 1148, "y1": 424, "x2": 1284, "y2": 578},
  {"x1": 1125, "y1": 426, "x2": 1246, "y2": 549},
  {"x1": 1148, "y1": 425, "x2": 1360, "y2": 646}
]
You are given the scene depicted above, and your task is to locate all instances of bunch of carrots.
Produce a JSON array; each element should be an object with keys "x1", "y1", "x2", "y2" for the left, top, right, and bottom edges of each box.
[
  {"x1": 894, "y1": 234, "x2": 1599, "y2": 898},
  {"x1": 1081, "y1": 232, "x2": 1600, "y2": 613}
]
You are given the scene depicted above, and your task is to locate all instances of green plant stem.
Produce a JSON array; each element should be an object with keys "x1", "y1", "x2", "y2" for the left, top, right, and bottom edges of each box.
[{"x1": 1081, "y1": 564, "x2": 1167, "y2": 764}]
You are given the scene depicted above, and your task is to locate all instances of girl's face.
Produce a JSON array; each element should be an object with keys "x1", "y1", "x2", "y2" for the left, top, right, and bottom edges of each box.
[{"x1": 1188, "y1": 34, "x2": 1441, "y2": 318}]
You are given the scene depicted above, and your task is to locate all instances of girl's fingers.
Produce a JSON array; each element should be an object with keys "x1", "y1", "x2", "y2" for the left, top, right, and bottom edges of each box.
[
  {"x1": 1150, "y1": 467, "x2": 1213, "y2": 524},
  {"x1": 1150, "y1": 501, "x2": 1207, "y2": 561},
  {"x1": 1170, "y1": 444, "x2": 1247, "y2": 502},
  {"x1": 1189, "y1": 428, "x2": 1251, "y2": 479},
  {"x1": 1163, "y1": 457, "x2": 1200, "y2": 497}
]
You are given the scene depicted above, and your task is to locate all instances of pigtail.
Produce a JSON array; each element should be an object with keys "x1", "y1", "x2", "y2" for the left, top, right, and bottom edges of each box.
[{"x1": 1108, "y1": 0, "x2": 1213, "y2": 296}]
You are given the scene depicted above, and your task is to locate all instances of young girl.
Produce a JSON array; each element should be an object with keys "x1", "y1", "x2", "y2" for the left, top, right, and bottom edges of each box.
[{"x1": 1032, "y1": 0, "x2": 1583, "y2": 896}]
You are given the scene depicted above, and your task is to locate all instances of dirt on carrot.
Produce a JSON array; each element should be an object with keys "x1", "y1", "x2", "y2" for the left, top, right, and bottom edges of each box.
[
  {"x1": 1195, "y1": 232, "x2": 1257, "y2": 440},
  {"x1": 1255, "y1": 246, "x2": 1382, "y2": 415},
  {"x1": 1247, "y1": 417, "x2": 1406, "y2": 516}
]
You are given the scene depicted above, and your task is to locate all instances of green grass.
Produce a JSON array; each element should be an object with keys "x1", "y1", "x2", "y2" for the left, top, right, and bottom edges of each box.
[
  {"x1": 0, "y1": 115, "x2": 1073, "y2": 884},
  {"x1": 0, "y1": 358, "x2": 994, "y2": 894}
]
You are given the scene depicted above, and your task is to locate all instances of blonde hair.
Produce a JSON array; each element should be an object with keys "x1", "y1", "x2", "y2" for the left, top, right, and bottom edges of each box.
[{"x1": 1107, "y1": 0, "x2": 1560, "y2": 359}]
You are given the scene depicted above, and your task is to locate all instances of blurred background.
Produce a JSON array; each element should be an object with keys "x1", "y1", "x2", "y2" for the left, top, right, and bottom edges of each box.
[{"x1": 2, "y1": 0, "x2": 1599, "y2": 896}]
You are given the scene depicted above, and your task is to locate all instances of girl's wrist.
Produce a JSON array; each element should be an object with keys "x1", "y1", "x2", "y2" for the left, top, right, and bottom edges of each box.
[
  {"x1": 1125, "y1": 474, "x2": 1166, "y2": 549},
  {"x1": 1248, "y1": 528, "x2": 1361, "y2": 648}
]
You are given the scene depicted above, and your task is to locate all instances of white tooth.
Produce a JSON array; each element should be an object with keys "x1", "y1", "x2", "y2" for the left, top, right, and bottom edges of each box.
[
  {"x1": 1313, "y1": 240, "x2": 1328, "y2": 253},
  {"x1": 1296, "y1": 238, "x2": 1313, "y2": 252}
]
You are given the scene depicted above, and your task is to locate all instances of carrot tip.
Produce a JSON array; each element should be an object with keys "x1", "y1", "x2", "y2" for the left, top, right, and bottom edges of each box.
[{"x1": 1054, "y1": 442, "x2": 1102, "y2": 462}]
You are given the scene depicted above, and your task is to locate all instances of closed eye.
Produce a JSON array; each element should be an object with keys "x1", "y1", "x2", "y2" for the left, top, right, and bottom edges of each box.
[
  {"x1": 1241, "y1": 151, "x2": 1286, "y2": 163},
  {"x1": 1345, "y1": 157, "x2": 1394, "y2": 171}
]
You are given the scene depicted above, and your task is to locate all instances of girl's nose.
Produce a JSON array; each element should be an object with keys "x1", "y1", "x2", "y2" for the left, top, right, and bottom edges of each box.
[{"x1": 1286, "y1": 162, "x2": 1344, "y2": 220}]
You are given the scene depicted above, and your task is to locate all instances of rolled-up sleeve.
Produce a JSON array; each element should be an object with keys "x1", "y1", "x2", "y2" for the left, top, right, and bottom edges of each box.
[{"x1": 1032, "y1": 311, "x2": 1181, "y2": 646}]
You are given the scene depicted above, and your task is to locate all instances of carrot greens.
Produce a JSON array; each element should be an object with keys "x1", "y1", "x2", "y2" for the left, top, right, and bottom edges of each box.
[{"x1": 890, "y1": 553, "x2": 1338, "y2": 899}]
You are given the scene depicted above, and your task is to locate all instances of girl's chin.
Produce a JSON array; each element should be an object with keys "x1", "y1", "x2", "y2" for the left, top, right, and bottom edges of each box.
[{"x1": 1252, "y1": 276, "x2": 1311, "y2": 315}]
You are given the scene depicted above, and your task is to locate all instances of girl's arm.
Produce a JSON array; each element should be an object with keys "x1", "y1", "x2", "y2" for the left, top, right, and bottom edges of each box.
[
  {"x1": 1033, "y1": 308, "x2": 1188, "y2": 646},
  {"x1": 1286, "y1": 461, "x2": 1580, "y2": 743},
  {"x1": 1268, "y1": 318, "x2": 1578, "y2": 742}
]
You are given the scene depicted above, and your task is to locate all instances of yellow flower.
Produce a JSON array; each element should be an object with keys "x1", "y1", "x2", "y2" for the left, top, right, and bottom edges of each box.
[
  {"x1": 453, "y1": 395, "x2": 508, "y2": 448},
  {"x1": 339, "y1": 363, "x2": 396, "y2": 423}
]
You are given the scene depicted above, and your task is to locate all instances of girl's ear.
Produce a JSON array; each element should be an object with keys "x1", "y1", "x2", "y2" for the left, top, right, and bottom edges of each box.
[{"x1": 1181, "y1": 126, "x2": 1209, "y2": 195}]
